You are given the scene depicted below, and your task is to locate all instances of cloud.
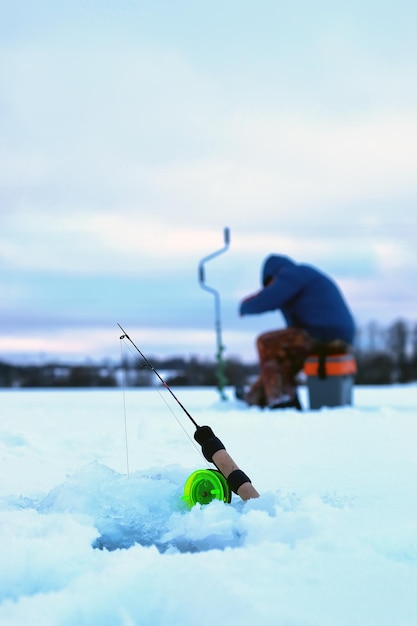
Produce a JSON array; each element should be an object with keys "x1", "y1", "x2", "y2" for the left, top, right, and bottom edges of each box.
[
  {"x1": 0, "y1": 322, "x2": 260, "y2": 364},
  {"x1": 1, "y1": 2, "x2": 416, "y2": 360}
]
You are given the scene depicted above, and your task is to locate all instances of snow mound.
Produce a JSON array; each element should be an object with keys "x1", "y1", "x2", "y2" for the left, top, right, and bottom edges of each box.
[{"x1": 4, "y1": 461, "x2": 335, "y2": 554}]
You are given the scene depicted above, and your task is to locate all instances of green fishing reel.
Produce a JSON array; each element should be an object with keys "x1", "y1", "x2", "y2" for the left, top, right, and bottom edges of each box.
[{"x1": 183, "y1": 469, "x2": 232, "y2": 507}]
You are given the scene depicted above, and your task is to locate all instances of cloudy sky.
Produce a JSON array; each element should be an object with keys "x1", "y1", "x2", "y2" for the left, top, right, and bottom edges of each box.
[{"x1": 1, "y1": 0, "x2": 416, "y2": 364}]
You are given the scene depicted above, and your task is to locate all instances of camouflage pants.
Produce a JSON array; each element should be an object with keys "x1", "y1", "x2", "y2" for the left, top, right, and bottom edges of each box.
[{"x1": 245, "y1": 328, "x2": 349, "y2": 407}]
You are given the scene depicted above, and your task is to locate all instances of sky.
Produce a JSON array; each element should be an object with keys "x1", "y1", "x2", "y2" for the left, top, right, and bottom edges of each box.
[
  {"x1": 1, "y1": 386, "x2": 417, "y2": 625},
  {"x1": 1, "y1": 0, "x2": 417, "y2": 364}
]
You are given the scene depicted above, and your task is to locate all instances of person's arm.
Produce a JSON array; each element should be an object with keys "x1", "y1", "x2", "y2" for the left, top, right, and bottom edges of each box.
[{"x1": 240, "y1": 267, "x2": 308, "y2": 316}]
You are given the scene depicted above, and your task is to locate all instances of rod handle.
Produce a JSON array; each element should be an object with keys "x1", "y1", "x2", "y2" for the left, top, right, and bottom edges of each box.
[{"x1": 212, "y1": 449, "x2": 259, "y2": 501}]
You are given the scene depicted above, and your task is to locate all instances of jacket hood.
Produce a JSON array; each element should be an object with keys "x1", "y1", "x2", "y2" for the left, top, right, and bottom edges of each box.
[{"x1": 261, "y1": 255, "x2": 296, "y2": 286}]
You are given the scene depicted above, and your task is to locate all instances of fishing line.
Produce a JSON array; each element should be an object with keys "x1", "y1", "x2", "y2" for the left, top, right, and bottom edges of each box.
[
  {"x1": 118, "y1": 324, "x2": 207, "y2": 465},
  {"x1": 119, "y1": 340, "x2": 130, "y2": 477},
  {"x1": 150, "y1": 385, "x2": 207, "y2": 464},
  {"x1": 118, "y1": 323, "x2": 200, "y2": 428}
]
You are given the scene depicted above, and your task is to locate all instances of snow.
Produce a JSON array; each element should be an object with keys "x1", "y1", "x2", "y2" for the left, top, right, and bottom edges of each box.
[{"x1": 1, "y1": 385, "x2": 417, "y2": 626}]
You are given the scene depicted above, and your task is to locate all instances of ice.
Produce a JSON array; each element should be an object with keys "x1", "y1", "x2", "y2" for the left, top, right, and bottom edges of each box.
[{"x1": 0, "y1": 386, "x2": 417, "y2": 625}]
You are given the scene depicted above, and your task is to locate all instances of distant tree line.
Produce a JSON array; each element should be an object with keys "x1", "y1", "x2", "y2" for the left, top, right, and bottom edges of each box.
[
  {"x1": 0, "y1": 356, "x2": 259, "y2": 389},
  {"x1": 354, "y1": 319, "x2": 417, "y2": 384},
  {"x1": 1, "y1": 319, "x2": 416, "y2": 388}
]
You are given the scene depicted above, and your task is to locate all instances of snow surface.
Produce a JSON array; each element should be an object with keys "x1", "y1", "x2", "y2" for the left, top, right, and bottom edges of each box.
[{"x1": 1, "y1": 385, "x2": 417, "y2": 626}]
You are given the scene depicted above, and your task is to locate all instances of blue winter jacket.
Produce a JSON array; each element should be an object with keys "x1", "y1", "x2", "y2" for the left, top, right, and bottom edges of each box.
[{"x1": 239, "y1": 255, "x2": 355, "y2": 344}]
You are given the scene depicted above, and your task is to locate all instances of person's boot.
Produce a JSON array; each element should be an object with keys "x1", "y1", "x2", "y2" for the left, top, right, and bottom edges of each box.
[
  {"x1": 268, "y1": 392, "x2": 302, "y2": 411},
  {"x1": 235, "y1": 380, "x2": 267, "y2": 408}
]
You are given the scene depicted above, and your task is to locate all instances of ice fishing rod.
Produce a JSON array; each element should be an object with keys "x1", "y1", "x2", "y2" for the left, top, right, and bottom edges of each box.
[
  {"x1": 117, "y1": 323, "x2": 260, "y2": 502},
  {"x1": 118, "y1": 323, "x2": 199, "y2": 428}
]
